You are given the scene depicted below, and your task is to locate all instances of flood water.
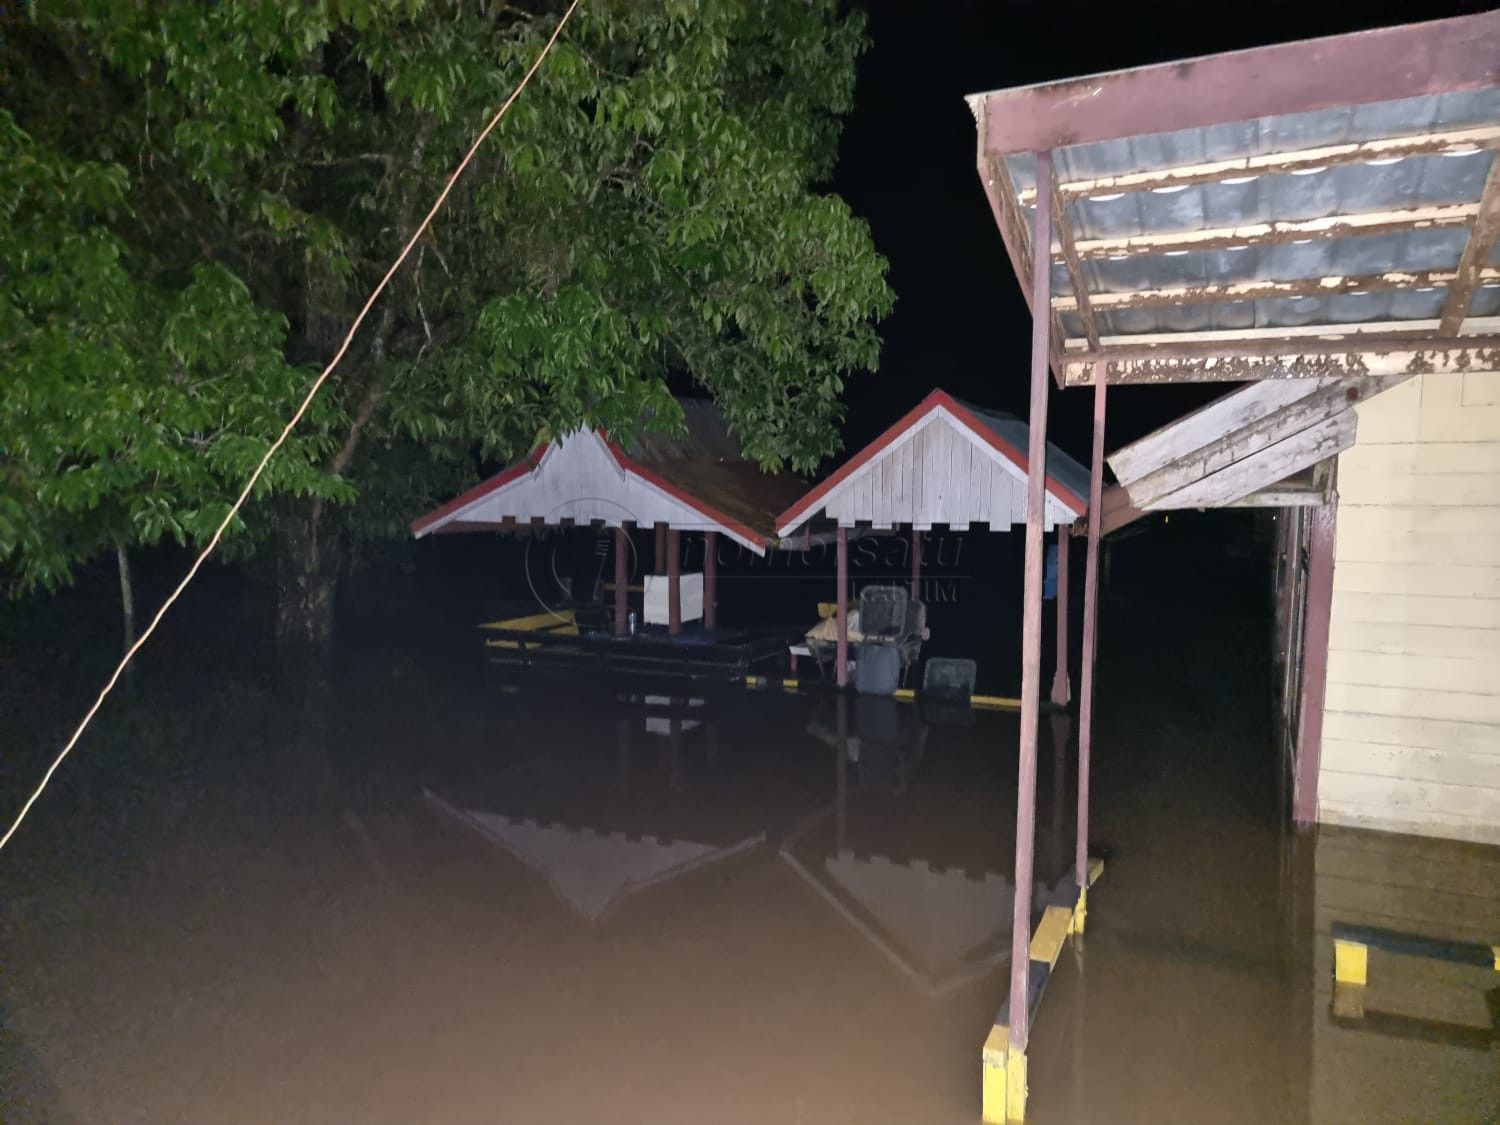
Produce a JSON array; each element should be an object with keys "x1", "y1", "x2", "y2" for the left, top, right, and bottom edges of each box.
[{"x1": 1, "y1": 518, "x2": 1496, "y2": 1123}]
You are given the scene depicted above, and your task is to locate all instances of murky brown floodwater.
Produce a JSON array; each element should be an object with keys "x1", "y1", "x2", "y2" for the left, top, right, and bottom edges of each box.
[{"x1": 2, "y1": 572, "x2": 1496, "y2": 1124}]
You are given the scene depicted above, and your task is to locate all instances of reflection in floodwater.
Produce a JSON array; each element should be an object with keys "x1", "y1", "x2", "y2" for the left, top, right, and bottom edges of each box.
[
  {"x1": 2, "y1": 670, "x2": 1498, "y2": 1124},
  {"x1": 786, "y1": 693, "x2": 1057, "y2": 997},
  {"x1": 425, "y1": 692, "x2": 768, "y2": 923}
]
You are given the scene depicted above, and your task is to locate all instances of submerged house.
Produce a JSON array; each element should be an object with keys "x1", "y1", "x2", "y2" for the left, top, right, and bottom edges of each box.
[
  {"x1": 964, "y1": 9, "x2": 1500, "y2": 1121},
  {"x1": 412, "y1": 399, "x2": 807, "y2": 672},
  {"x1": 777, "y1": 389, "x2": 1090, "y2": 689}
]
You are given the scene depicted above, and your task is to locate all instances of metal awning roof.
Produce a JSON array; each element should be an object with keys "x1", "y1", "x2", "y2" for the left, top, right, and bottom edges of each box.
[{"x1": 966, "y1": 11, "x2": 1500, "y2": 387}]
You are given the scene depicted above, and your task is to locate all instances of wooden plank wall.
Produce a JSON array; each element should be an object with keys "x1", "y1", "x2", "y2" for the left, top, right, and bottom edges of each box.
[
  {"x1": 820, "y1": 414, "x2": 1076, "y2": 531},
  {"x1": 1320, "y1": 371, "x2": 1500, "y2": 843}
]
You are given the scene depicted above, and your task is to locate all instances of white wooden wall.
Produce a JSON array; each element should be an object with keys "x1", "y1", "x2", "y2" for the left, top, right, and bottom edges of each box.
[
  {"x1": 429, "y1": 430, "x2": 767, "y2": 554},
  {"x1": 818, "y1": 409, "x2": 1077, "y2": 531},
  {"x1": 1319, "y1": 370, "x2": 1500, "y2": 843}
]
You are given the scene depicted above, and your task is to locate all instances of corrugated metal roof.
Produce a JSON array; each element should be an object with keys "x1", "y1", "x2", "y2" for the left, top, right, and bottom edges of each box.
[
  {"x1": 1000, "y1": 89, "x2": 1500, "y2": 341},
  {"x1": 627, "y1": 397, "x2": 746, "y2": 462},
  {"x1": 951, "y1": 398, "x2": 1092, "y2": 503}
]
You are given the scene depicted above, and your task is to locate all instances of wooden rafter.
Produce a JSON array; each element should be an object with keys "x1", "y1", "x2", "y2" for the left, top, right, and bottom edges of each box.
[
  {"x1": 1439, "y1": 155, "x2": 1500, "y2": 334},
  {"x1": 1065, "y1": 316, "x2": 1500, "y2": 351},
  {"x1": 1225, "y1": 484, "x2": 1329, "y2": 508},
  {"x1": 1113, "y1": 376, "x2": 1404, "y2": 509},
  {"x1": 1063, "y1": 335, "x2": 1500, "y2": 386},
  {"x1": 978, "y1": 144, "x2": 1034, "y2": 317},
  {"x1": 1049, "y1": 170, "x2": 1099, "y2": 349},
  {"x1": 985, "y1": 153, "x2": 1068, "y2": 381},
  {"x1": 971, "y1": 12, "x2": 1500, "y2": 157},
  {"x1": 1069, "y1": 203, "x2": 1478, "y2": 261},
  {"x1": 1148, "y1": 411, "x2": 1355, "y2": 510},
  {"x1": 1017, "y1": 126, "x2": 1500, "y2": 205},
  {"x1": 1051, "y1": 267, "x2": 1500, "y2": 314}
]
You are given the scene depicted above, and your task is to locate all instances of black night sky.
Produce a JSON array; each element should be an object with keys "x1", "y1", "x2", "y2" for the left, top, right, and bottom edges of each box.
[{"x1": 830, "y1": 0, "x2": 1489, "y2": 465}]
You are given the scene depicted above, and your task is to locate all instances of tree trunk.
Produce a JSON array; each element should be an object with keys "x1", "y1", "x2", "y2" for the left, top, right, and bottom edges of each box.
[
  {"x1": 275, "y1": 499, "x2": 343, "y2": 806},
  {"x1": 116, "y1": 541, "x2": 137, "y2": 698}
]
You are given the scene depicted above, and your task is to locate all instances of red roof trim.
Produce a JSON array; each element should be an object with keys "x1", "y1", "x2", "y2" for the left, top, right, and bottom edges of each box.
[
  {"x1": 776, "y1": 389, "x2": 1086, "y2": 532},
  {"x1": 776, "y1": 393, "x2": 942, "y2": 532},
  {"x1": 410, "y1": 442, "x2": 549, "y2": 537},
  {"x1": 599, "y1": 433, "x2": 765, "y2": 547}
]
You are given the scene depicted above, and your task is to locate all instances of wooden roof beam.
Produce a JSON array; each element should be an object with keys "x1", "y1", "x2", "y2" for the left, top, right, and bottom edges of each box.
[
  {"x1": 969, "y1": 12, "x2": 1500, "y2": 156},
  {"x1": 1109, "y1": 378, "x2": 1333, "y2": 482},
  {"x1": 1225, "y1": 484, "x2": 1329, "y2": 508},
  {"x1": 1070, "y1": 203, "x2": 1478, "y2": 261},
  {"x1": 1439, "y1": 155, "x2": 1500, "y2": 335},
  {"x1": 1016, "y1": 126, "x2": 1500, "y2": 206},
  {"x1": 1113, "y1": 376, "x2": 1405, "y2": 509},
  {"x1": 1066, "y1": 316, "x2": 1500, "y2": 351},
  {"x1": 1064, "y1": 335, "x2": 1500, "y2": 386},
  {"x1": 1050, "y1": 170, "x2": 1100, "y2": 349},
  {"x1": 980, "y1": 148, "x2": 1069, "y2": 383},
  {"x1": 1052, "y1": 268, "x2": 1500, "y2": 313},
  {"x1": 1143, "y1": 411, "x2": 1356, "y2": 510}
]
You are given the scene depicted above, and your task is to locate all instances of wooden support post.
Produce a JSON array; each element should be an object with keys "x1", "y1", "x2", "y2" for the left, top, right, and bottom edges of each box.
[
  {"x1": 1293, "y1": 501, "x2": 1337, "y2": 824},
  {"x1": 836, "y1": 526, "x2": 849, "y2": 688},
  {"x1": 1050, "y1": 711, "x2": 1072, "y2": 884},
  {"x1": 654, "y1": 522, "x2": 667, "y2": 575},
  {"x1": 1009, "y1": 148, "x2": 1054, "y2": 1069},
  {"x1": 667, "y1": 528, "x2": 682, "y2": 636},
  {"x1": 911, "y1": 527, "x2": 922, "y2": 599},
  {"x1": 1051, "y1": 523, "x2": 1071, "y2": 706},
  {"x1": 614, "y1": 525, "x2": 629, "y2": 637},
  {"x1": 835, "y1": 691, "x2": 849, "y2": 851},
  {"x1": 1077, "y1": 368, "x2": 1106, "y2": 894},
  {"x1": 704, "y1": 530, "x2": 718, "y2": 630}
]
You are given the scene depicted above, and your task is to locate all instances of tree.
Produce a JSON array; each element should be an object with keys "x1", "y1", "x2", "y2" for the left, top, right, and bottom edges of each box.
[
  {"x1": 0, "y1": 110, "x2": 349, "y2": 680},
  {"x1": 0, "y1": 0, "x2": 893, "y2": 685}
]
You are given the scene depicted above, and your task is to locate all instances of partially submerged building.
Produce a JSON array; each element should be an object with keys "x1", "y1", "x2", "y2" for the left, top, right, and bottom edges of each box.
[
  {"x1": 965, "y1": 10, "x2": 1500, "y2": 1121},
  {"x1": 412, "y1": 399, "x2": 807, "y2": 674}
]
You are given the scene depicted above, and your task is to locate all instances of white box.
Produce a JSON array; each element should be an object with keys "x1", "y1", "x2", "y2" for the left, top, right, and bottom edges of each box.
[{"x1": 643, "y1": 572, "x2": 704, "y2": 625}]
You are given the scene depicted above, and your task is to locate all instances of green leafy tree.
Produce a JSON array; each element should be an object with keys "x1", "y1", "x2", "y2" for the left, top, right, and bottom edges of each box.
[{"x1": 1, "y1": 0, "x2": 893, "y2": 681}]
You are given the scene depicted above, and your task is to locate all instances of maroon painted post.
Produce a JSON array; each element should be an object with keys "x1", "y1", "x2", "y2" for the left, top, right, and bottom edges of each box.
[
  {"x1": 614, "y1": 525, "x2": 629, "y2": 637},
  {"x1": 835, "y1": 691, "x2": 849, "y2": 850},
  {"x1": 1077, "y1": 368, "x2": 1107, "y2": 889},
  {"x1": 1293, "y1": 502, "x2": 1337, "y2": 824},
  {"x1": 654, "y1": 522, "x2": 667, "y2": 575},
  {"x1": 1050, "y1": 711, "x2": 1072, "y2": 881},
  {"x1": 836, "y1": 526, "x2": 849, "y2": 688},
  {"x1": 703, "y1": 530, "x2": 718, "y2": 631},
  {"x1": 911, "y1": 527, "x2": 922, "y2": 599},
  {"x1": 667, "y1": 528, "x2": 682, "y2": 635},
  {"x1": 1009, "y1": 147, "x2": 1054, "y2": 1055},
  {"x1": 1051, "y1": 523, "x2": 1071, "y2": 706}
]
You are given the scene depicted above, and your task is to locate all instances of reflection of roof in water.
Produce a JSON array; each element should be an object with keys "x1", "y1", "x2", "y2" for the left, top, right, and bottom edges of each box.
[
  {"x1": 440, "y1": 733, "x2": 775, "y2": 849},
  {"x1": 823, "y1": 851, "x2": 1014, "y2": 983},
  {"x1": 779, "y1": 821, "x2": 1017, "y2": 996},
  {"x1": 429, "y1": 795, "x2": 763, "y2": 923}
]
